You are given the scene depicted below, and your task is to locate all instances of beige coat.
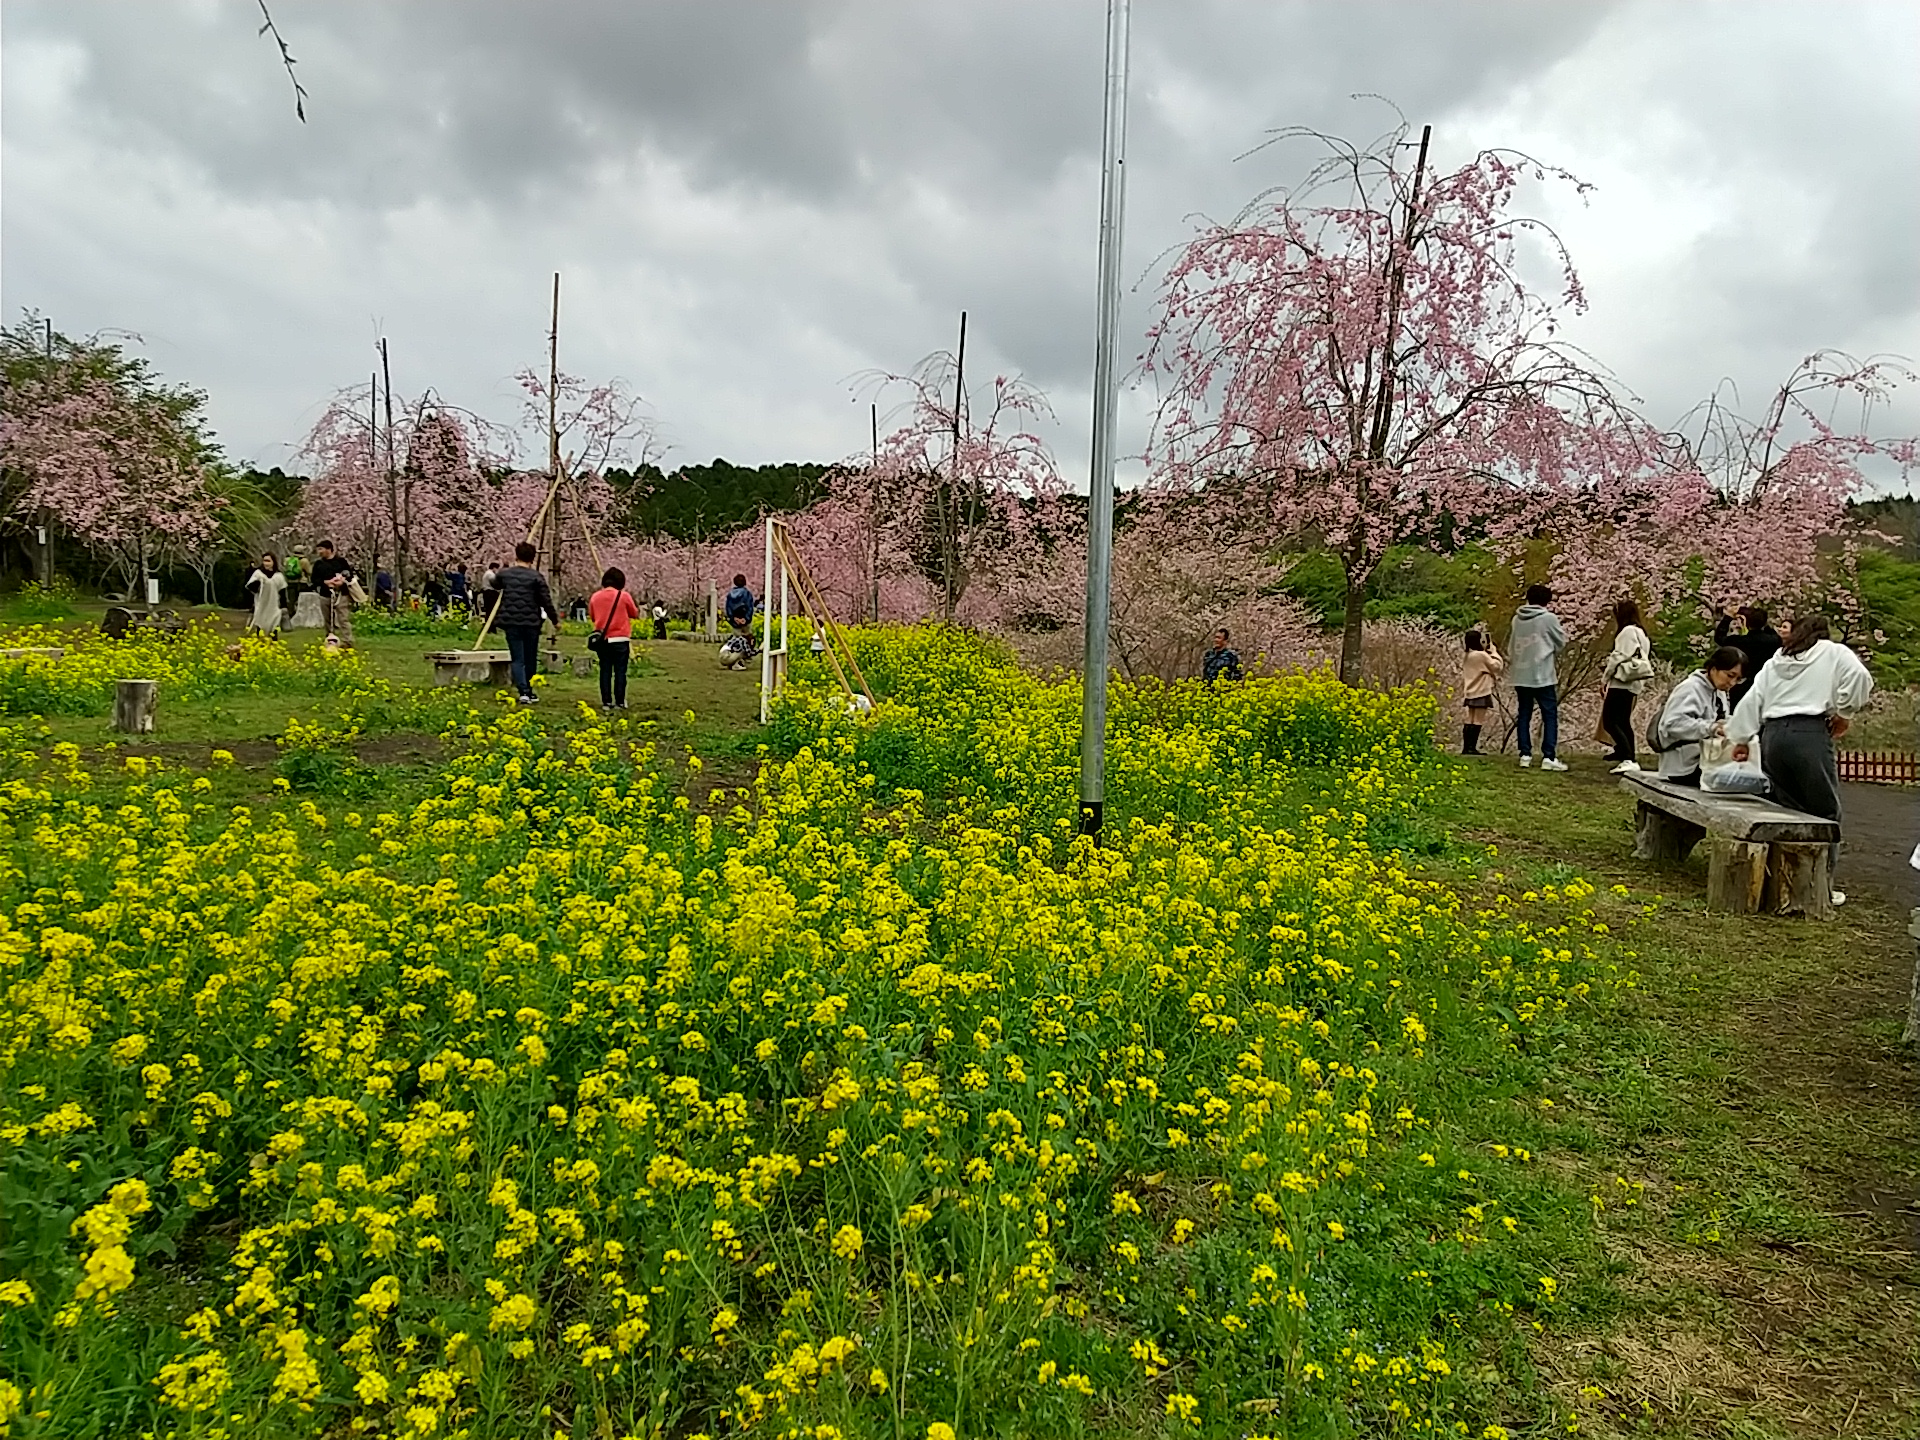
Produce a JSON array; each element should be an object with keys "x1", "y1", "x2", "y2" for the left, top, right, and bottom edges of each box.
[{"x1": 1461, "y1": 645, "x2": 1503, "y2": 715}]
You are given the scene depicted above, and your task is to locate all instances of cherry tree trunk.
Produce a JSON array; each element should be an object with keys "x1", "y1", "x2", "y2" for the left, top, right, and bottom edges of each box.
[{"x1": 1338, "y1": 577, "x2": 1366, "y2": 685}]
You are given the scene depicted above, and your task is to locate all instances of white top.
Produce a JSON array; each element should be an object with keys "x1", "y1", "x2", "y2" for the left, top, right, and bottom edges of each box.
[
  {"x1": 1727, "y1": 638, "x2": 1873, "y2": 743},
  {"x1": 1603, "y1": 624, "x2": 1652, "y2": 695}
]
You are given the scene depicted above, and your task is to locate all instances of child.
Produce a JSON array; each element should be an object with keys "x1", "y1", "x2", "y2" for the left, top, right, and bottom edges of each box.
[{"x1": 1460, "y1": 629, "x2": 1503, "y2": 754}]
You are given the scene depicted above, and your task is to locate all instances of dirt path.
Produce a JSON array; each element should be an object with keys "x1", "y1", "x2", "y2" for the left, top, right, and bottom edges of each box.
[{"x1": 1840, "y1": 780, "x2": 1919, "y2": 910}]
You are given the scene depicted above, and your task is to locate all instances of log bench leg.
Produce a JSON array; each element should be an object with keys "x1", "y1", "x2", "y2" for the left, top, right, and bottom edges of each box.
[
  {"x1": 1706, "y1": 838, "x2": 1768, "y2": 914},
  {"x1": 1634, "y1": 801, "x2": 1703, "y2": 863},
  {"x1": 1764, "y1": 840, "x2": 1832, "y2": 920}
]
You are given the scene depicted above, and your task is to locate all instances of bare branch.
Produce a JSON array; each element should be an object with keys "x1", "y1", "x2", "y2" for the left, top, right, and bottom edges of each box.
[{"x1": 255, "y1": 0, "x2": 308, "y2": 123}]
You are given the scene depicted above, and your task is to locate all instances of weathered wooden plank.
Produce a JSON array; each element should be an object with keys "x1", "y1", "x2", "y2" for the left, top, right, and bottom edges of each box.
[{"x1": 1618, "y1": 775, "x2": 1838, "y2": 844}]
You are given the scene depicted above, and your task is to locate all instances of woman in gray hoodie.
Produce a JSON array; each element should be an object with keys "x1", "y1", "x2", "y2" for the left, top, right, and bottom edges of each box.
[{"x1": 1650, "y1": 646, "x2": 1746, "y2": 786}]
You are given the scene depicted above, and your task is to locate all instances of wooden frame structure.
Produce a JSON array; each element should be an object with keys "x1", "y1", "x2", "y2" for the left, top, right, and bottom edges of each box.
[{"x1": 760, "y1": 517, "x2": 874, "y2": 723}]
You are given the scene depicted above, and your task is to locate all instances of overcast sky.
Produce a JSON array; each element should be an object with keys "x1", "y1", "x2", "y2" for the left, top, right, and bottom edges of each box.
[{"x1": 3, "y1": 0, "x2": 1916, "y2": 490}]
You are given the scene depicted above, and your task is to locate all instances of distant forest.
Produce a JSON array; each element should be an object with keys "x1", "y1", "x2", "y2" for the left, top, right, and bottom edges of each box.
[{"x1": 602, "y1": 459, "x2": 833, "y2": 543}]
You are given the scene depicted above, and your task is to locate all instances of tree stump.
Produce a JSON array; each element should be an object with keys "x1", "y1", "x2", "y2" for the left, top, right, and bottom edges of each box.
[
  {"x1": 1764, "y1": 841, "x2": 1832, "y2": 920},
  {"x1": 112, "y1": 679, "x2": 158, "y2": 734},
  {"x1": 1706, "y1": 838, "x2": 1767, "y2": 913},
  {"x1": 1633, "y1": 802, "x2": 1703, "y2": 863},
  {"x1": 290, "y1": 591, "x2": 324, "y2": 630}
]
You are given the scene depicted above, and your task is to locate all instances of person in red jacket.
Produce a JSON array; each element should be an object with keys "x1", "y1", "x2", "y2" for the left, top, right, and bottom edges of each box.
[{"x1": 588, "y1": 567, "x2": 641, "y2": 712}]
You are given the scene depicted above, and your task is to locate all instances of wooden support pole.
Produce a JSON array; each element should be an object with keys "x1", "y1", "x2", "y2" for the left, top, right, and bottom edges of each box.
[
  {"x1": 1764, "y1": 841, "x2": 1832, "y2": 920},
  {"x1": 1632, "y1": 803, "x2": 1702, "y2": 864},
  {"x1": 1706, "y1": 838, "x2": 1767, "y2": 914},
  {"x1": 112, "y1": 679, "x2": 158, "y2": 734}
]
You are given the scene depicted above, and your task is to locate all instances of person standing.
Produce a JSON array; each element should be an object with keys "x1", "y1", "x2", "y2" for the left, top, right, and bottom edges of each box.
[
  {"x1": 1600, "y1": 599, "x2": 1654, "y2": 774},
  {"x1": 651, "y1": 600, "x2": 669, "y2": 640},
  {"x1": 1650, "y1": 647, "x2": 1746, "y2": 786},
  {"x1": 1714, "y1": 604, "x2": 1782, "y2": 711},
  {"x1": 448, "y1": 563, "x2": 470, "y2": 616},
  {"x1": 282, "y1": 550, "x2": 305, "y2": 619},
  {"x1": 1202, "y1": 628, "x2": 1242, "y2": 685},
  {"x1": 1728, "y1": 615, "x2": 1874, "y2": 906},
  {"x1": 374, "y1": 568, "x2": 397, "y2": 612},
  {"x1": 588, "y1": 567, "x2": 641, "y2": 712},
  {"x1": 245, "y1": 553, "x2": 287, "y2": 637},
  {"x1": 478, "y1": 562, "x2": 502, "y2": 624},
  {"x1": 724, "y1": 573, "x2": 756, "y2": 637},
  {"x1": 488, "y1": 541, "x2": 559, "y2": 704},
  {"x1": 1507, "y1": 584, "x2": 1568, "y2": 771},
  {"x1": 1459, "y1": 628, "x2": 1503, "y2": 754},
  {"x1": 309, "y1": 540, "x2": 357, "y2": 648}
]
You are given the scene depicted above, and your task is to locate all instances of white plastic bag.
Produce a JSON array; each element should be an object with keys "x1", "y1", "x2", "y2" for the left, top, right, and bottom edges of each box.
[{"x1": 1700, "y1": 752, "x2": 1770, "y2": 796}]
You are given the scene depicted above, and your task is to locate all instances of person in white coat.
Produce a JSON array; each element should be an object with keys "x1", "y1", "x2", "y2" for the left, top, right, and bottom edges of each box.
[
  {"x1": 245, "y1": 553, "x2": 287, "y2": 637},
  {"x1": 1728, "y1": 615, "x2": 1873, "y2": 904},
  {"x1": 1649, "y1": 646, "x2": 1746, "y2": 785},
  {"x1": 1601, "y1": 598, "x2": 1654, "y2": 773}
]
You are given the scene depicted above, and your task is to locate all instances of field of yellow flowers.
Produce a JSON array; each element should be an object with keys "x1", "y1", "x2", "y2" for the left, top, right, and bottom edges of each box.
[
  {"x1": 0, "y1": 624, "x2": 365, "y2": 718},
  {"x1": 0, "y1": 625, "x2": 1630, "y2": 1439}
]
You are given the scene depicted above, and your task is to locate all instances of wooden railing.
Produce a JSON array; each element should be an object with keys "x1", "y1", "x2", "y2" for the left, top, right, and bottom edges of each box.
[{"x1": 1836, "y1": 749, "x2": 1919, "y2": 785}]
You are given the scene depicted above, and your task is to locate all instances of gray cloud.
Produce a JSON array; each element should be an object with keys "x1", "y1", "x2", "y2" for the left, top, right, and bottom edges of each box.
[{"x1": 2, "y1": 0, "x2": 1913, "y2": 487}]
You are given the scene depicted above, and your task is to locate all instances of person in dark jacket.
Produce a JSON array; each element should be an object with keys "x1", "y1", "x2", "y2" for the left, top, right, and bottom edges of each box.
[
  {"x1": 1714, "y1": 604, "x2": 1781, "y2": 711},
  {"x1": 485, "y1": 541, "x2": 559, "y2": 704},
  {"x1": 724, "y1": 574, "x2": 756, "y2": 636},
  {"x1": 1201, "y1": 629, "x2": 1242, "y2": 684},
  {"x1": 308, "y1": 540, "x2": 357, "y2": 647}
]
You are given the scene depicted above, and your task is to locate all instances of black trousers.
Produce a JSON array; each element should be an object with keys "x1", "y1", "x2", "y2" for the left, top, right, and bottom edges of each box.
[
  {"x1": 504, "y1": 625, "x2": 542, "y2": 698},
  {"x1": 1760, "y1": 715, "x2": 1842, "y2": 871},
  {"x1": 598, "y1": 641, "x2": 630, "y2": 707},
  {"x1": 1602, "y1": 686, "x2": 1637, "y2": 762}
]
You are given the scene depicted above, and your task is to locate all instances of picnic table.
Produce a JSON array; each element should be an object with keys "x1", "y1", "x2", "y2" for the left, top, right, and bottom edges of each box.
[{"x1": 1621, "y1": 771, "x2": 1839, "y2": 919}]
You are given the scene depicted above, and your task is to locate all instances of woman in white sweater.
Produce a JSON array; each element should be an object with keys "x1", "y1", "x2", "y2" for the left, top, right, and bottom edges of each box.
[
  {"x1": 1601, "y1": 599, "x2": 1653, "y2": 774},
  {"x1": 1728, "y1": 615, "x2": 1873, "y2": 902}
]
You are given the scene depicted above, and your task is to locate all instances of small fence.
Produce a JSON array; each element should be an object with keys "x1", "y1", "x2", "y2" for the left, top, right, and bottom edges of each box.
[{"x1": 1837, "y1": 749, "x2": 1919, "y2": 786}]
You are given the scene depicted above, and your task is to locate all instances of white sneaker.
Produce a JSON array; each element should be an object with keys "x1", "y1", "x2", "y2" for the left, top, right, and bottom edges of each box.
[
  {"x1": 1519, "y1": 755, "x2": 1532, "y2": 768},
  {"x1": 1611, "y1": 760, "x2": 1642, "y2": 774},
  {"x1": 1830, "y1": 890, "x2": 1846, "y2": 907},
  {"x1": 1541, "y1": 758, "x2": 1569, "y2": 772}
]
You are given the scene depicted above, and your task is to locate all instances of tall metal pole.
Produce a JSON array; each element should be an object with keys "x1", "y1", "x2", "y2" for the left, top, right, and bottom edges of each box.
[
  {"x1": 1078, "y1": 0, "x2": 1131, "y2": 838},
  {"x1": 944, "y1": 311, "x2": 967, "y2": 623},
  {"x1": 869, "y1": 402, "x2": 882, "y2": 623},
  {"x1": 546, "y1": 273, "x2": 563, "y2": 595},
  {"x1": 381, "y1": 337, "x2": 400, "y2": 596}
]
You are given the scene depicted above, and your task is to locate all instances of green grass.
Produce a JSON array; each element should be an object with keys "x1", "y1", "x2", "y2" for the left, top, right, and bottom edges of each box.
[{"x1": 1428, "y1": 758, "x2": 1920, "y2": 1438}]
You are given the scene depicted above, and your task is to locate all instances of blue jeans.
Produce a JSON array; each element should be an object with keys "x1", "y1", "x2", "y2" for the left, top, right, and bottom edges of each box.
[
  {"x1": 1515, "y1": 684, "x2": 1558, "y2": 758},
  {"x1": 505, "y1": 625, "x2": 542, "y2": 698}
]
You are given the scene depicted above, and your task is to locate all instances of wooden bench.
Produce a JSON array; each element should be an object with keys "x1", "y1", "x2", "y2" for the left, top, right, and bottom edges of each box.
[
  {"x1": 426, "y1": 650, "x2": 513, "y2": 687},
  {"x1": 102, "y1": 606, "x2": 185, "y2": 640},
  {"x1": 1622, "y1": 772, "x2": 1839, "y2": 919}
]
